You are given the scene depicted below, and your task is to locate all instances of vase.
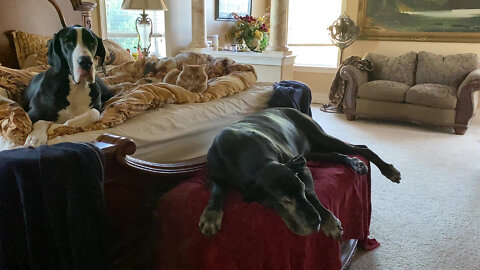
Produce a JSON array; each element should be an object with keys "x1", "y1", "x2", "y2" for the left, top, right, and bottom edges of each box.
[{"x1": 244, "y1": 38, "x2": 260, "y2": 52}]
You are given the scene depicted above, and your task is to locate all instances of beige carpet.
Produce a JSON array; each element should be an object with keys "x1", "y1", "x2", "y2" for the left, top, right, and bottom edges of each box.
[{"x1": 311, "y1": 106, "x2": 480, "y2": 270}]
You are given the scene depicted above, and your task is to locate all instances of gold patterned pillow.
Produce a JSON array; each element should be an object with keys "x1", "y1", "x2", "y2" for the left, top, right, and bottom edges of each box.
[
  {"x1": 9, "y1": 30, "x2": 51, "y2": 69},
  {"x1": 22, "y1": 47, "x2": 49, "y2": 69},
  {"x1": 103, "y1": 39, "x2": 135, "y2": 66}
]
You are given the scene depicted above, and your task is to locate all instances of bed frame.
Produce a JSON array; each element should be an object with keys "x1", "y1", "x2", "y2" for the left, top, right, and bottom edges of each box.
[
  {"x1": 48, "y1": 0, "x2": 96, "y2": 29},
  {"x1": 9, "y1": 1, "x2": 358, "y2": 268},
  {"x1": 93, "y1": 134, "x2": 358, "y2": 269}
]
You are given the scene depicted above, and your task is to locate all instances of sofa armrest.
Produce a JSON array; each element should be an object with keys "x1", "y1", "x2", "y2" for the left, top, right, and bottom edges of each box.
[
  {"x1": 455, "y1": 68, "x2": 480, "y2": 127},
  {"x1": 340, "y1": 65, "x2": 369, "y2": 114}
]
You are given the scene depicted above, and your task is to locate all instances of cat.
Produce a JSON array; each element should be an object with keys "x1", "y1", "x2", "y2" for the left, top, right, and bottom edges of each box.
[{"x1": 163, "y1": 64, "x2": 208, "y2": 93}]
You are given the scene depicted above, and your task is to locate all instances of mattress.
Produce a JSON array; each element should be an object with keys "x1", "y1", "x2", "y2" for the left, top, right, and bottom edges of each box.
[{"x1": 0, "y1": 83, "x2": 273, "y2": 162}]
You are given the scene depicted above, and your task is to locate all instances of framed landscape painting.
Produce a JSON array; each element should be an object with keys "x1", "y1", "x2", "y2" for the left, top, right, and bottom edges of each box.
[
  {"x1": 357, "y1": 0, "x2": 480, "y2": 42},
  {"x1": 215, "y1": 0, "x2": 252, "y2": 21}
]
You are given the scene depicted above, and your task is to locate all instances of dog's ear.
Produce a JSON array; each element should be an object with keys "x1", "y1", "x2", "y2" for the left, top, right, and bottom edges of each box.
[
  {"x1": 285, "y1": 155, "x2": 307, "y2": 173},
  {"x1": 93, "y1": 34, "x2": 107, "y2": 75},
  {"x1": 95, "y1": 36, "x2": 106, "y2": 65},
  {"x1": 47, "y1": 34, "x2": 64, "y2": 73}
]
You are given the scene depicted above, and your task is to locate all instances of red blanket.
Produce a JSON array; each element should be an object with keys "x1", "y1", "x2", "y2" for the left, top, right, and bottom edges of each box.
[{"x1": 154, "y1": 156, "x2": 379, "y2": 270}]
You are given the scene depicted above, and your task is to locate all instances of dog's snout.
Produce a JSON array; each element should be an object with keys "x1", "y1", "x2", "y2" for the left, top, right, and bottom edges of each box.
[{"x1": 78, "y1": 56, "x2": 93, "y2": 70}]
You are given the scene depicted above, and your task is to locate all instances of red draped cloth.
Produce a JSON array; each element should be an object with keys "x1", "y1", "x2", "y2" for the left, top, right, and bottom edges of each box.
[{"x1": 154, "y1": 156, "x2": 380, "y2": 270}]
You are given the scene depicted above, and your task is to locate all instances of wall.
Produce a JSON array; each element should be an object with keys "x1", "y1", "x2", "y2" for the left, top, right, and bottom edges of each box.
[
  {"x1": 164, "y1": 0, "x2": 192, "y2": 57},
  {"x1": 293, "y1": 71, "x2": 336, "y2": 103},
  {"x1": 294, "y1": 0, "x2": 480, "y2": 104},
  {"x1": 0, "y1": 0, "x2": 82, "y2": 68}
]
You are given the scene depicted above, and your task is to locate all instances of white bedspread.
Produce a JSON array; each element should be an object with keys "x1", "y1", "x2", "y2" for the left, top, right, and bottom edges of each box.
[{"x1": 1, "y1": 83, "x2": 273, "y2": 162}]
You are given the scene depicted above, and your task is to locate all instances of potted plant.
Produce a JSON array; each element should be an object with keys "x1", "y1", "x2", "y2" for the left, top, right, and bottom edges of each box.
[{"x1": 230, "y1": 13, "x2": 269, "y2": 52}]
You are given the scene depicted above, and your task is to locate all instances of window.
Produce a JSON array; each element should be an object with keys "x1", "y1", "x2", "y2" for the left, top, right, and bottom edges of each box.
[
  {"x1": 288, "y1": 1, "x2": 343, "y2": 67},
  {"x1": 105, "y1": 0, "x2": 166, "y2": 57}
]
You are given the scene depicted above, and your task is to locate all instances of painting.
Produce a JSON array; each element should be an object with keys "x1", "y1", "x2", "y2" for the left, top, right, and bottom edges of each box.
[
  {"x1": 357, "y1": 0, "x2": 480, "y2": 42},
  {"x1": 215, "y1": 0, "x2": 252, "y2": 21}
]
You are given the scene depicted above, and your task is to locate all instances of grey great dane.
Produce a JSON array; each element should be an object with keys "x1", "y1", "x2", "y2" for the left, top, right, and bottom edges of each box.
[{"x1": 199, "y1": 107, "x2": 400, "y2": 240}]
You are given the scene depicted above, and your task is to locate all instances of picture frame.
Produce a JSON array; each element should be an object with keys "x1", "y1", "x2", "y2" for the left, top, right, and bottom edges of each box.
[
  {"x1": 215, "y1": 0, "x2": 252, "y2": 21},
  {"x1": 357, "y1": 0, "x2": 480, "y2": 43}
]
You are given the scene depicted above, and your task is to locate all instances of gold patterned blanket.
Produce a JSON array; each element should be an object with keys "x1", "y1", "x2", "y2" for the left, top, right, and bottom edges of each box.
[{"x1": 0, "y1": 52, "x2": 257, "y2": 146}]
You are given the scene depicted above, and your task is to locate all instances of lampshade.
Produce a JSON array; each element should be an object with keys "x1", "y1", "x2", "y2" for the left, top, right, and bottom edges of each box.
[{"x1": 121, "y1": 0, "x2": 168, "y2": 10}]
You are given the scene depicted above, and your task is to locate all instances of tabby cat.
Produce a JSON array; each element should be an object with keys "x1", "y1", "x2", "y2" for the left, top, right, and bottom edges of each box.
[{"x1": 163, "y1": 64, "x2": 208, "y2": 93}]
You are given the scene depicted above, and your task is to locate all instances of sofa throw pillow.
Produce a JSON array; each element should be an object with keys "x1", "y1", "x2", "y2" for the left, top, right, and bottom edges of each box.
[
  {"x1": 22, "y1": 47, "x2": 49, "y2": 69},
  {"x1": 365, "y1": 51, "x2": 417, "y2": 86},
  {"x1": 416, "y1": 51, "x2": 480, "y2": 89},
  {"x1": 9, "y1": 30, "x2": 50, "y2": 69},
  {"x1": 103, "y1": 39, "x2": 135, "y2": 66}
]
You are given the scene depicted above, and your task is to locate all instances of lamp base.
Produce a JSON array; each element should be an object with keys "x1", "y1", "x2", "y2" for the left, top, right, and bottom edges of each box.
[{"x1": 136, "y1": 9, "x2": 152, "y2": 58}]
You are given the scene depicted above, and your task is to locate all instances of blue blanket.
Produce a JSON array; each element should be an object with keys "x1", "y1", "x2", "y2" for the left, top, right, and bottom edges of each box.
[
  {"x1": 268, "y1": 80, "x2": 312, "y2": 117},
  {"x1": 0, "y1": 143, "x2": 110, "y2": 270}
]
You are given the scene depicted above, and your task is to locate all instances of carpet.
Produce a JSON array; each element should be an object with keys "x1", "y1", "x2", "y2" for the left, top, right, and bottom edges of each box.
[{"x1": 311, "y1": 106, "x2": 480, "y2": 270}]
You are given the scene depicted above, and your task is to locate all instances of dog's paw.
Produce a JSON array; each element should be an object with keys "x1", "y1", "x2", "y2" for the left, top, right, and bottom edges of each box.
[
  {"x1": 65, "y1": 109, "x2": 100, "y2": 127},
  {"x1": 350, "y1": 157, "x2": 368, "y2": 175},
  {"x1": 382, "y1": 164, "x2": 401, "y2": 183},
  {"x1": 199, "y1": 209, "x2": 223, "y2": 238},
  {"x1": 320, "y1": 214, "x2": 343, "y2": 242},
  {"x1": 24, "y1": 133, "x2": 48, "y2": 148},
  {"x1": 24, "y1": 121, "x2": 49, "y2": 148},
  {"x1": 89, "y1": 108, "x2": 101, "y2": 122}
]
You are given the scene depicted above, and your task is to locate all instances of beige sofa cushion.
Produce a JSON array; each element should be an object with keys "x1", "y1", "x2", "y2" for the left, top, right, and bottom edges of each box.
[
  {"x1": 356, "y1": 99, "x2": 456, "y2": 126},
  {"x1": 416, "y1": 51, "x2": 479, "y2": 88},
  {"x1": 365, "y1": 52, "x2": 417, "y2": 86},
  {"x1": 406, "y1": 84, "x2": 457, "y2": 109},
  {"x1": 358, "y1": 80, "x2": 408, "y2": 102}
]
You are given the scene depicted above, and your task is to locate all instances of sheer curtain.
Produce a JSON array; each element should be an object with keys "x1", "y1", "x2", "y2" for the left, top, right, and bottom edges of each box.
[{"x1": 287, "y1": 1, "x2": 342, "y2": 67}]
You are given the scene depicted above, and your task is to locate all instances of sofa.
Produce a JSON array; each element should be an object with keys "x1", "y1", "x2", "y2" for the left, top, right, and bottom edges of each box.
[{"x1": 340, "y1": 51, "x2": 480, "y2": 134}]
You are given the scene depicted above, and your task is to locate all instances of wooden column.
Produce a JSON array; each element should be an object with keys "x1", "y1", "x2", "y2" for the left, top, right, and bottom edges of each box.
[
  {"x1": 188, "y1": 0, "x2": 208, "y2": 50},
  {"x1": 266, "y1": 0, "x2": 290, "y2": 53}
]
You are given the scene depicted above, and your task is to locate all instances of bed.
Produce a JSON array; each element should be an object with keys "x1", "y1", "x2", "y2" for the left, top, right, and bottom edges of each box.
[{"x1": 0, "y1": 0, "x2": 368, "y2": 269}]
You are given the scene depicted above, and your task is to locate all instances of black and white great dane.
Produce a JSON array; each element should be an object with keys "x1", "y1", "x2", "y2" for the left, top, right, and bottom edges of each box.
[
  {"x1": 199, "y1": 107, "x2": 401, "y2": 240},
  {"x1": 23, "y1": 25, "x2": 113, "y2": 147}
]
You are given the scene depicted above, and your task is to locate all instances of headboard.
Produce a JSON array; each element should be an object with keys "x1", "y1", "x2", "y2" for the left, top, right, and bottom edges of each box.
[{"x1": 0, "y1": 0, "x2": 96, "y2": 68}]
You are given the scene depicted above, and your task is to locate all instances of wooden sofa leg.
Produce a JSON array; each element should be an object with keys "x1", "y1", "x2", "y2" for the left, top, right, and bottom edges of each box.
[
  {"x1": 454, "y1": 127, "x2": 467, "y2": 135},
  {"x1": 346, "y1": 114, "x2": 356, "y2": 121}
]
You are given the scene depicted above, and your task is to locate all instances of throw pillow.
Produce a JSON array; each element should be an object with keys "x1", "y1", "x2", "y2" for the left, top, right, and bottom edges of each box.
[
  {"x1": 365, "y1": 51, "x2": 417, "y2": 86},
  {"x1": 9, "y1": 30, "x2": 50, "y2": 69},
  {"x1": 416, "y1": 51, "x2": 480, "y2": 89},
  {"x1": 103, "y1": 39, "x2": 135, "y2": 66}
]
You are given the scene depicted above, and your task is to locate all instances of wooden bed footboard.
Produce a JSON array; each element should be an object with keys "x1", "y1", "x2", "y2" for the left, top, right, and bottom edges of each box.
[{"x1": 92, "y1": 134, "x2": 207, "y2": 269}]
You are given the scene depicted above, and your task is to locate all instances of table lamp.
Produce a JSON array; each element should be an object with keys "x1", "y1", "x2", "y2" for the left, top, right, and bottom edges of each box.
[{"x1": 121, "y1": 0, "x2": 168, "y2": 56}]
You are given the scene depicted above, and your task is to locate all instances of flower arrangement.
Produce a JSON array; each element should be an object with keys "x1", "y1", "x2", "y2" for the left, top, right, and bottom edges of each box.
[{"x1": 230, "y1": 13, "x2": 269, "y2": 52}]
